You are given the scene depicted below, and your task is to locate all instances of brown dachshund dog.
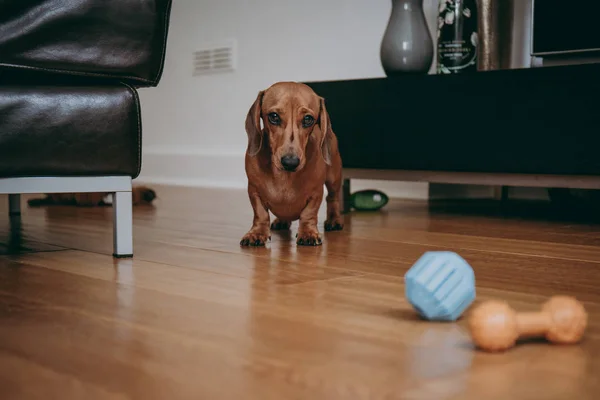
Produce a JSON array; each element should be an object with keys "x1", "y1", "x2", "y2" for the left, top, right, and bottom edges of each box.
[{"x1": 241, "y1": 81, "x2": 344, "y2": 247}]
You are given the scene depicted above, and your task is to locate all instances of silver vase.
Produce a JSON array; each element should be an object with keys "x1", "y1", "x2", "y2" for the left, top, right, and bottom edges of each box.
[{"x1": 380, "y1": 0, "x2": 434, "y2": 75}]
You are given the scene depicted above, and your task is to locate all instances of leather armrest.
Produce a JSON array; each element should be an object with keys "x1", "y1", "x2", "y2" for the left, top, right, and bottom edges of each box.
[{"x1": 0, "y1": 0, "x2": 173, "y2": 87}]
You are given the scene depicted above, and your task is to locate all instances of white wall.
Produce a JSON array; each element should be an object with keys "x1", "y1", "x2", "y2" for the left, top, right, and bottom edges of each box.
[{"x1": 136, "y1": 0, "x2": 536, "y2": 200}]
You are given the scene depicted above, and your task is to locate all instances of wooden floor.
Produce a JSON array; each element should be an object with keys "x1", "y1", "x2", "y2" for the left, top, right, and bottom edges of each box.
[{"x1": 1, "y1": 185, "x2": 599, "y2": 399}]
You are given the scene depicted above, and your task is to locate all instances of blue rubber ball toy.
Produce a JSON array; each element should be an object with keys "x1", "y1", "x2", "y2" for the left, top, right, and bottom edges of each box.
[{"x1": 404, "y1": 251, "x2": 476, "y2": 321}]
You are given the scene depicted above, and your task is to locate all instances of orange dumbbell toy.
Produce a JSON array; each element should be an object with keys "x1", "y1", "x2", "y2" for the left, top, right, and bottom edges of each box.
[{"x1": 468, "y1": 295, "x2": 588, "y2": 352}]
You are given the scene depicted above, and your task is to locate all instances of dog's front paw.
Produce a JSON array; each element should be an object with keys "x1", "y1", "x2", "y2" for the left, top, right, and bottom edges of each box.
[
  {"x1": 324, "y1": 217, "x2": 344, "y2": 232},
  {"x1": 240, "y1": 230, "x2": 270, "y2": 247},
  {"x1": 270, "y1": 218, "x2": 291, "y2": 231},
  {"x1": 296, "y1": 229, "x2": 322, "y2": 246}
]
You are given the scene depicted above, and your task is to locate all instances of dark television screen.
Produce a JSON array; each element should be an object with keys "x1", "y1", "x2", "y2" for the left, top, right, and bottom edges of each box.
[{"x1": 532, "y1": 0, "x2": 600, "y2": 55}]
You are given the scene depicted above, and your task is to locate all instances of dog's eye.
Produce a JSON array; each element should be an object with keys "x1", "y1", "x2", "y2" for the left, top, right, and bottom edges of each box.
[
  {"x1": 268, "y1": 112, "x2": 281, "y2": 125},
  {"x1": 302, "y1": 115, "x2": 315, "y2": 128}
]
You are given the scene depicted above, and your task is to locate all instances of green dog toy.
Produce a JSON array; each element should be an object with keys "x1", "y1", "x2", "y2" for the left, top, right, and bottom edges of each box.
[{"x1": 349, "y1": 190, "x2": 389, "y2": 211}]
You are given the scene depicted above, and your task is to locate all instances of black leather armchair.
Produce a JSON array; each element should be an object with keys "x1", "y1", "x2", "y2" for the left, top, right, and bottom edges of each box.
[{"x1": 0, "y1": 0, "x2": 173, "y2": 257}]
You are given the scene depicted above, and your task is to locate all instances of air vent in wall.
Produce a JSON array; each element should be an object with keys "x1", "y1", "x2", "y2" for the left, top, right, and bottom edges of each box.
[{"x1": 193, "y1": 40, "x2": 236, "y2": 76}]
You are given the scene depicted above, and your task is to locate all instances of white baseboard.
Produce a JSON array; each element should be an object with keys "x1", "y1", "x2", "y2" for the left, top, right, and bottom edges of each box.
[
  {"x1": 137, "y1": 148, "x2": 247, "y2": 189},
  {"x1": 137, "y1": 149, "x2": 551, "y2": 201},
  {"x1": 349, "y1": 179, "x2": 429, "y2": 200},
  {"x1": 137, "y1": 149, "x2": 430, "y2": 199}
]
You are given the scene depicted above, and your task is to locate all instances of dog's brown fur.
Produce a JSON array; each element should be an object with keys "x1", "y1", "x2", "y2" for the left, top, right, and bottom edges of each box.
[
  {"x1": 241, "y1": 82, "x2": 344, "y2": 247},
  {"x1": 27, "y1": 186, "x2": 157, "y2": 207}
]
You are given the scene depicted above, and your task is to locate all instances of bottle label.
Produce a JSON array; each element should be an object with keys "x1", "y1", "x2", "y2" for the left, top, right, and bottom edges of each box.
[{"x1": 437, "y1": 0, "x2": 478, "y2": 74}]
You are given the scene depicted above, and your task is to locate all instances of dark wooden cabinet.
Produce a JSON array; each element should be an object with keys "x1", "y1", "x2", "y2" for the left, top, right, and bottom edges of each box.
[{"x1": 306, "y1": 63, "x2": 600, "y2": 177}]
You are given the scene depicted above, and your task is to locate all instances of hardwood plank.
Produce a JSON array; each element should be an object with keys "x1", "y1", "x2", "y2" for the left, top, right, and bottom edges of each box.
[
  {"x1": 345, "y1": 225, "x2": 600, "y2": 263},
  {"x1": 0, "y1": 256, "x2": 451, "y2": 398},
  {"x1": 1, "y1": 187, "x2": 600, "y2": 399},
  {"x1": 1, "y1": 253, "x2": 599, "y2": 399},
  {"x1": 7, "y1": 189, "x2": 600, "y2": 260},
  {"x1": 0, "y1": 351, "x2": 128, "y2": 400},
  {"x1": 0, "y1": 215, "x2": 67, "y2": 255},
  {"x1": 3, "y1": 253, "x2": 598, "y2": 400},
  {"x1": 128, "y1": 231, "x2": 600, "y2": 303}
]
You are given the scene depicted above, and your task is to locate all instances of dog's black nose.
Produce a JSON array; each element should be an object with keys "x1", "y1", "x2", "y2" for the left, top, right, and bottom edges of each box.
[{"x1": 281, "y1": 154, "x2": 300, "y2": 171}]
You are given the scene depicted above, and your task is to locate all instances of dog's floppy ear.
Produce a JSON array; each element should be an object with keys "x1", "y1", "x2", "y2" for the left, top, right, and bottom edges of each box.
[
  {"x1": 245, "y1": 90, "x2": 265, "y2": 156},
  {"x1": 318, "y1": 97, "x2": 333, "y2": 166}
]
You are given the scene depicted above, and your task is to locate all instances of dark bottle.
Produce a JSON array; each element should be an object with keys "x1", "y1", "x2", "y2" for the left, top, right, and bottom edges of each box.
[{"x1": 436, "y1": 0, "x2": 478, "y2": 74}]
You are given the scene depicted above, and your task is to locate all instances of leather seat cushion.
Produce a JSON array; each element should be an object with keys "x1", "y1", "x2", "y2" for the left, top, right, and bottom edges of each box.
[
  {"x1": 0, "y1": 0, "x2": 172, "y2": 87},
  {"x1": 0, "y1": 84, "x2": 141, "y2": 178}
]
